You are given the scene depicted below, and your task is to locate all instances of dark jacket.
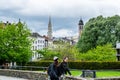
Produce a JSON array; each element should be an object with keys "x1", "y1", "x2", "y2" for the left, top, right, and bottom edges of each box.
[
  {"x1": 59, "y1": 61, "x2": 71, "y2": 75},
  {"x1": 47, "y1": 62, "x2": 58, "y2": 78}
]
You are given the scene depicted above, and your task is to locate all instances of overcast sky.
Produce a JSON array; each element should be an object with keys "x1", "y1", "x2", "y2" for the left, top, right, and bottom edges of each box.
[{"x1": 0, "y1": 0, "x2": 120, "y2": 37}]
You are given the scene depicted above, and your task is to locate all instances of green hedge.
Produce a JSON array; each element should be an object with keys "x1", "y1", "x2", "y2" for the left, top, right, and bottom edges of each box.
[
  {"x1": 26, "y1": 61, "x2": 120, "y2": 70},
  {"x1": 68, "y1": 61, "x2": 120, "y2": 70},
  {"x1": 26, "y1": 61, "x2": 53, "y2": 67}
]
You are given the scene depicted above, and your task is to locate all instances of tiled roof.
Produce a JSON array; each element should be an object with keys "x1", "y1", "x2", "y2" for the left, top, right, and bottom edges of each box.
[{"x1": 31, "y1": 32, "x2": 43, "y2": 38}]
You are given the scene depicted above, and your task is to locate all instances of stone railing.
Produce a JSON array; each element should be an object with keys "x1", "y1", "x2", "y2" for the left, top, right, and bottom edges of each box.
[
  {"x1": 0, "y1": 69, "x2": 120, "y2": 80},
  {"x1": 0, "y1": 69, "x2": 83, "y2": 80}
]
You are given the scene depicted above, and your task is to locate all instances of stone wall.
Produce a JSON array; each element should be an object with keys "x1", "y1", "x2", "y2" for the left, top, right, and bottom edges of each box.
[
  {"x1": 0, "y1": 69, "x2": 47, "y2": 80},
  {"x1": 0, "y1": 69, "x2": 120, "y2": 80},
  {"x1": 0, "y1": 69, "x2": 83, "y2": 80}
]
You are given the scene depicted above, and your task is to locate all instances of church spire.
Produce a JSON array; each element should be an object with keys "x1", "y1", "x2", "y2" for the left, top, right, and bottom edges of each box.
[
  {"x1": 47, "y1": 16, "x2": 52, "y2": 40},
  {"x1": 19, "y1": 18, "x2": 21, "y2": 22}
]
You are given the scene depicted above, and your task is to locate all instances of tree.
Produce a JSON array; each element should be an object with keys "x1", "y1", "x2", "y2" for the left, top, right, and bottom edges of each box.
[
  {"x1": 37, "y1": 48, "x2": 59, "y2": 60},
  {"x1": 115, "y1": 22, "x2": 120, "y2": 42},
  {"x1": 78, "y1": 44, "x2": 116, "y2": 61},
  {"x1": 55, "y1": 43, "x2": 79, "y2": 61},
  {"x1": 0, "y1": 21, "x2": 32, "y2": 65},
  {"x1": 77, "y1": 15, "x2": 120, "y2": 52},
  {"x1": 37, "y1": 42, "x2": 79, "y2": 61}
]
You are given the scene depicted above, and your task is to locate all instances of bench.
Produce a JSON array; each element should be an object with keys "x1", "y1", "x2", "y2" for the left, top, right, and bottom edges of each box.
[{"x1": 81, "y1": 70, "x2": 96, "y2": 78}]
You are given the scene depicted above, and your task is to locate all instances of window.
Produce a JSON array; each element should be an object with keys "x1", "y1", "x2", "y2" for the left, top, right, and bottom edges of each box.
[
  {"x1": 40, "y1": 40, "x2": 42, "y2": 43},
  {"x1": 38, "y1": 40, "x2": 40, "y2": 43},
  {"x1": 35, "y1": 46, "x2": 37, "y2": 50},
  {"x1": 32, "y1": 46, "x2": 34, "y2": 50},
  {"x1": 35, "y1": 41, "x2": 37, "y2": 44}
]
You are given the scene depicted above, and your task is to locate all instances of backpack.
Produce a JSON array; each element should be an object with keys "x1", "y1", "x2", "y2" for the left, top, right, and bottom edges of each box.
[
  {"x1": 47, "y1": 64, "x2": 52, "y2": 75},
  {"x1": 47, "y1": 63, "x2": 58, "y2": 78}
]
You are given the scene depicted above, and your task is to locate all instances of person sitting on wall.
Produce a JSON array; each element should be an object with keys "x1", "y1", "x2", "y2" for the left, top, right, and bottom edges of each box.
[{"x1": 47, "y1": 56, "x2": 59, "y2": 80}]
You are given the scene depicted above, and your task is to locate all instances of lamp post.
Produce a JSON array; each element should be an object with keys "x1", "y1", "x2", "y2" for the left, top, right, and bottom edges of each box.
[{"x1": 116, "y1": 43, "x2": 120, "y2": 61}]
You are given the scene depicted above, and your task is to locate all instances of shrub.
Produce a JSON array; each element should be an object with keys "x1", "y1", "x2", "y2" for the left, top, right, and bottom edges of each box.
[
  {"x1": 26, "y1": 61, "x2": 120, "y2": 70},
  {"x1": 78, "y1": 44, "x2": 116, "y2": 61},
  {"x1": 68, "y1": 61, "x2": 120, "y2": 70}
]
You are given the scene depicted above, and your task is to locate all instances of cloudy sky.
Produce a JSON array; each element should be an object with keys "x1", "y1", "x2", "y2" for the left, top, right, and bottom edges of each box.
[{"x1": 0, "y1": 0, "x2": 120, "y2": 37}]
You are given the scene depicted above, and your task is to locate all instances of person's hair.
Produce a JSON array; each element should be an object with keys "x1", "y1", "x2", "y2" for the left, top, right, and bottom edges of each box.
[
  {"x1": 54, "y1": 60, "x2": 58, "y2": 66},
  {"x1": 63, "y1": 56, "x2": 68, "y2": 61}
]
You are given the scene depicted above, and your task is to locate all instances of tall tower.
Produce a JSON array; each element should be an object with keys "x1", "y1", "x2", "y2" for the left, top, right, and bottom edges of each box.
[
  {"x1": 78, "y1": 18, "x2": 84, "y2": 38},
  {"x1": 47, "y1": 16, "x2": 52, "y2": 40}
]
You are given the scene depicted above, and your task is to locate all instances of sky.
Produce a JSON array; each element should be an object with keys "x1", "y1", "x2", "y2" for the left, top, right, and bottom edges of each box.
[{"x1": 0, "y1": 0, "x2": 120, "y2": 37}]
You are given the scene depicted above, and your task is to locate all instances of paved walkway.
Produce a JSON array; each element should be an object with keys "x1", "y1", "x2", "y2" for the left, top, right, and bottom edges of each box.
[{"x1": 0, "y1": 76, "x2": 28, "y2": 80}]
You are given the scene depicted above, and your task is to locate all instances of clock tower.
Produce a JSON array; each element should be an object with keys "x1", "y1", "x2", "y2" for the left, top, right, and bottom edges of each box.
[{"x1": 78, "y1": 18, "x2": 84, "y2": 38}]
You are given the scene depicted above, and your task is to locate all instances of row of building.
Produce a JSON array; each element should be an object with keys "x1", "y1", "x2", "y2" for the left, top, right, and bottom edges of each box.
[
  {"x1": 31, "y1": 32, "x2": 76, "y2": 61},
  {"x1": 1, "y1": 17, "x2": 84, "y2": 61},
  {"x1": 30, "y1": 17, "x2": 84, "y2": 61}
]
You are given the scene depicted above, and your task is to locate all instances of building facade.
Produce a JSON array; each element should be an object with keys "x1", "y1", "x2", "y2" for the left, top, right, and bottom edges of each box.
[{"x1": 31, "y1": 32, "x2": 45, "y2": 61}]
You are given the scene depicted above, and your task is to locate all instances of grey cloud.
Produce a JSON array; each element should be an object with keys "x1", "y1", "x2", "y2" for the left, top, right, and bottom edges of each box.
[
  {"x1": 0, "y1": 0, "x2": 120, "y2": 18},
  {"x1": 13, "y1": 0, "x2": 120, "y2": 18},
  {"x1": 0, "y1": 0, "x2": 120, "y2": 37}
]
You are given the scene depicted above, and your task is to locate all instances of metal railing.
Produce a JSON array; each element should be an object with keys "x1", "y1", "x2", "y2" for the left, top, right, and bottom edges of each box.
[{"x1": 0, "y1": 65, "x2": 48, "y2": 72}]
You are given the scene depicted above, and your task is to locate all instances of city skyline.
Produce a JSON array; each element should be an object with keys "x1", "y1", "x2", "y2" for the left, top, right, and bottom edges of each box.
[{"x1": 0, "y1": 0, "x2": 120, "y2": 37}]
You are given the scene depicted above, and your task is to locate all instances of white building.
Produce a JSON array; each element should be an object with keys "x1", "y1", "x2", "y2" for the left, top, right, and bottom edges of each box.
[{"x1": 31, "y1": 32, "x2": 45, "y2": 61}]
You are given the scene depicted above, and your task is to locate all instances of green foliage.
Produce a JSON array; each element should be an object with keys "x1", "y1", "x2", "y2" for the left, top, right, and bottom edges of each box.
[
  {"x1": 69, "y1": 61, "x2": 120, "y2": 70},
  {"x1": 0, "y1": 22, "x2": 32, "y2": 64},
  {"x1": 54, "y1": 44, "x2": 79, "y2": 61},
  {"x1": 115, "y1": 22, "x2": 120, "y2": 42},
  {"x1": 77, "y1": 15, "x2": 120, "y2": 52},
  {"x1": 37, "y1": 43, "x2": 79, "y2": 61},
  {"x1": 37, "y1": 48, "x2": 59, "y2": 60},
  {"x1": 26, "y1": 61, "x2": 120, "y2": 70},
  {"x1": 26, "y1": 61, "x2": 53, "y2": 67},
  {"x1": 78, "y1": 44, "x2": 116, "y2": 61},
  {"x1": 38, "y1": 43, "x2": 116, "y2": 62}
]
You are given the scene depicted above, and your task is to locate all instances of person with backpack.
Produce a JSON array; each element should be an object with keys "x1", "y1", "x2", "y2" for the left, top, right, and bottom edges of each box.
[{"x1": 47, "y1": 56, "x2": 59, "y2": 80}]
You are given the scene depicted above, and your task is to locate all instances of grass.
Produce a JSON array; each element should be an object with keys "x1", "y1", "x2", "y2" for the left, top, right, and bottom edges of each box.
[
  {"x1": 96, "y1": 70, "x2": 120, "y2": 77},
  {"x1": 70, "y1": 70, "x2": 120, "y2": 78},
  {"x1": 70, "y1": 70, "x2": 82, "y2": 76}
]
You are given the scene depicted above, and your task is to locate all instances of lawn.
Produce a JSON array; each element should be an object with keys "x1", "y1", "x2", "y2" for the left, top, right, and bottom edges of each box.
[{"x1": 70, "y1": 70, "x2": 120, "y2": 78}]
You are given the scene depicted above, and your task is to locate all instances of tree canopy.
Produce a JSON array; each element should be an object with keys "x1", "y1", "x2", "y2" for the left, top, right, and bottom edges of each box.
[
  {"x1": 77, "y1": 15, "x2": 120, "y2": 52},
  {"x1": 37, "y1": 42, "x2": 79, "y2": 61},
  {"x1": 0, "y1": 21, "x2": 32, "y2": 64},
  {"x1": 78, "y1": 44, "x2": 116, "y2": 61}
]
